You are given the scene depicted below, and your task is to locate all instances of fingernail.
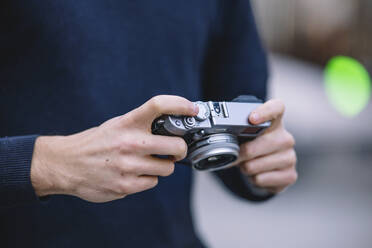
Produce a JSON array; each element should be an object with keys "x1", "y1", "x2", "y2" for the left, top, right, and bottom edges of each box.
[
  {"x1": 250, "y1": 112, "x2": 260, "y2": 122},
  {"x1": 193, "y1": 103, "x2": 199, "y2": 115}
]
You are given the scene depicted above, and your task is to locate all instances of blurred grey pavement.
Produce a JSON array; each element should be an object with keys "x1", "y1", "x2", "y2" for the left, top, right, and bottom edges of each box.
[{"x1": 192, "y1": 55, "x2": 372, "y2": 248}]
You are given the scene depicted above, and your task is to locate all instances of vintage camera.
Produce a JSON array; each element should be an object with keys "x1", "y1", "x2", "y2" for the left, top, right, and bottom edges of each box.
[{"x1": 151, "y1": 95, "x2": 271, "y2": 171}]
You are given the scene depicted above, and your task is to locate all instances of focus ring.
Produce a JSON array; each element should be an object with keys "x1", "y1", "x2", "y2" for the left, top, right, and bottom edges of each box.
[{"x1": 187, "y1": 133, "x2": 239, "y2": 171}]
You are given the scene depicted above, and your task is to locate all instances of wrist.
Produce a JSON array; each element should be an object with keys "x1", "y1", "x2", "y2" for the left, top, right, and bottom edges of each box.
[{"x1": 30, "y1": 136, "x2": 72, "y2": 197}]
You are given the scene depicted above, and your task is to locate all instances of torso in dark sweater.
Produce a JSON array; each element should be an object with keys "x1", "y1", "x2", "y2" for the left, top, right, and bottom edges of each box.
[{"x1": 0, "y1": 1, "x2": 268, "y2": 247}]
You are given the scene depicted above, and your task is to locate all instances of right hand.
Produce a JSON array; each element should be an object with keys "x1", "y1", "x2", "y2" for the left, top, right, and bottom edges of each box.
[{"x1": 30, "y1": 95, "x2": 198, "y2": 203}]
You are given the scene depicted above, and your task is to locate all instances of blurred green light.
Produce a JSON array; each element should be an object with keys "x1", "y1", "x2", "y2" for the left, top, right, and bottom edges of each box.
[{"x1": 324, "y1": 56, "x2": 371, "y2": 117}]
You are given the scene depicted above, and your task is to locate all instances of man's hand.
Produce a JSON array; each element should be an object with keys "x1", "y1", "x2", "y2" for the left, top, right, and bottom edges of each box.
[
  {"x1": 30, "y1": 95, "x2": 198, "y2": 203},
  {"x1": 238, "y1": 99, "x2": 297, "y2": 194}
]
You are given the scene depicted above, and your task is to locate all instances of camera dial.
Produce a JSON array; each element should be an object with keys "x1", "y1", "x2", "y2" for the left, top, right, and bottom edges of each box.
[
  {"x1": 183, "y1": 116, "x2": 196, "y2": 128},
  {"x1": 195, "y1": 102, "x2": 210, "y2": 121}
]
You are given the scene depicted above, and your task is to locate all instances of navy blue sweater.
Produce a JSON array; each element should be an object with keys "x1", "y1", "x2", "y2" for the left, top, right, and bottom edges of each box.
[{"x1": 0, "y1": 1, "x2": 269, "y2": 247}]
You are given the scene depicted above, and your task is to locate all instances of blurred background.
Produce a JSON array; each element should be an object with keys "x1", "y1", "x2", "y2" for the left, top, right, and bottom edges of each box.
[{"x1": 192, "y1": 1, "x2": 372, "y2": 247}]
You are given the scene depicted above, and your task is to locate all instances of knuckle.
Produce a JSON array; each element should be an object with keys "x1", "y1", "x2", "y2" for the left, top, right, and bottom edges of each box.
[
  {"x1": 127, "y1": 178, "x2": 145, "y2": 193},
  {"x1": 265, "y1": 103, "x2": 275, "y2": 116},
  {"x1": 243, "y1": 162, "x2": 256, "y2": 175},
  {"x1": 118, "y1": 158, "x2": 139, "y2": 175},
  {"x1": 114, "y1": 181, "x2": 130, "y2": 195},
  {"x1": 243, "y1": 143, "x2": 255, "y2": 158},
  {"x1": 149, "y1": 95, "x2": 164, "y2": 112},
  {"x1": 162, "y1": 162, "x2": 175, "y2": 177},
  {"x1": 276, "y1": 99, "x2": 286, "y2": 113},
  {"x1": 121, "y1": 163, "x2": 136, "y2": 175},
  {"x1": 119, "y1": 142, "x2": 133, "y2": 153},
  {"x1": 117, "y1": 138, "x2": 132, "y2": 153},
  {"x1": 240, "y1": 143, "x2": 248, "y2": 154},
  {"x1": 110, "y1": 136, "x2": 125, "y2": 153},
  {"x1": 270, "y1": 99, "x2": 285, "y2": 113},
  {"x1": 288, "y1": 133, "x2": 296, "y2": 146},
  {"x1": 287, "y1": 149, "x2": 297, "y2": 166},
  {"x1": 185, "y1": 104, "x2": 194, "y2": 114},
  {"x1": 287, "y1": 171, "x2": 298, "y2": 184},
  {"x1": 121, "y1": 138, "x2": 144, "y2": 153},
  {"x1": 282, "y1": 131, "x2": 295, "y2": 148},
  {"x1": 175, "y1": 139, "x2": 188, "y2": 158},
  {"x1": 253, "y1": 175, "x2": 264, "y2": 187},
  {"x1": 109, "y1": 163, "x2": 124, "y2": 176},
  {"x1": 150, "y1": 177, "x2": 159, "y2": 188}
]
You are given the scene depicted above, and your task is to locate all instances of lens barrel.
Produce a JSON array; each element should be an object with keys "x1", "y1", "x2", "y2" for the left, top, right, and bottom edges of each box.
[{"x1": 187, "y1": 133, "x2": 239, "y2": 171}]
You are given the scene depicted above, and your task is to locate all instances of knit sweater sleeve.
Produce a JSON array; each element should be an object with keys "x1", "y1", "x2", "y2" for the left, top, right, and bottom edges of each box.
[{"x1": 0, "y1": 135, "x2": 40, "y2": 207}]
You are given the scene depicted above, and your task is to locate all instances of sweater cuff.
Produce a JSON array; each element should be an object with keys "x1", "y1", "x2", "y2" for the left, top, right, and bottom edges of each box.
[{"x1": 0, "y1": 135, "x2": 40, "y2": 207}]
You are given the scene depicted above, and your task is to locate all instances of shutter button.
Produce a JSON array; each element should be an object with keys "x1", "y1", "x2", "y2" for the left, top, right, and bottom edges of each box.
[{"x1": 195, "y1": 102, "x2": 210, "y2": 121}]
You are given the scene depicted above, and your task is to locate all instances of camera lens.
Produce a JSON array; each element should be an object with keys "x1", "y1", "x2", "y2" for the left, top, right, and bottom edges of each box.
[
  {"x1": 194, "y1": 154, "x2": 237, "y2": 171},
  {"x1": 187, "y1": 133, "x2": 239, "y2": 171}
]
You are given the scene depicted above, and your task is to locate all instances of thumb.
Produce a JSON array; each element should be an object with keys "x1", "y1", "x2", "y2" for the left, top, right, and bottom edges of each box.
[
  {"x1": 129, "y1": 95, "x2": 198, "y2": 125},
  {"x1": 249, "y1": 99, "x2": 285, "y2": 125}
]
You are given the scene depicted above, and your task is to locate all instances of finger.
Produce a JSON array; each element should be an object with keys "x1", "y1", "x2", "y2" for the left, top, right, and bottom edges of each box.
[
  {"x1": 249, "y1": 99, "x2": 285, "y2": 125},
  {"x1": 240, "y1": 129, "x2": 295, "y2": 160},
  {"x1": 137, "y1": 156, "x2": 175, "y2": 177},
  {"x1": 142, "y1": 135, "x2": 188, "y2": 161},
  {"x1": 118, "y1": 134, "x2": 188, "y2": 161},
  {"x1": 241, "y1": 149, "x2": 297, "y2": 176},
  {"x1": 130, "y1": 95, "x2": 198, "y2": 124},
  {"x1": 126, "y1": 175, "x2": 159, "y2": 194},
  {"x1": 252, "y1": 168, "x2": 298, "y2": 188}
]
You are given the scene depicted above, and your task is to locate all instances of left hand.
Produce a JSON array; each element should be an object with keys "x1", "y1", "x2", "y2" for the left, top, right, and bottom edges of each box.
[{"x1": 238, "y1": 99, "x2": 297, "y2": 194}]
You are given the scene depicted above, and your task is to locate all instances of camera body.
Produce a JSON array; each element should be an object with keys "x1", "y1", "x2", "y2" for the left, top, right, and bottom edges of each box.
[{"x1": 151, "y1": 95, "x2": 271, "y2": 171}]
